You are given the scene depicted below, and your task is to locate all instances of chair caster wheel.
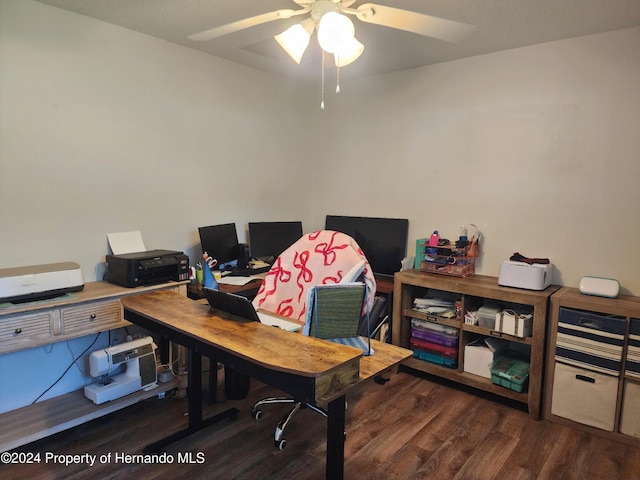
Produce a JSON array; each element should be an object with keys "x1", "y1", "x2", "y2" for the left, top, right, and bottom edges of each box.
[
  {"x1": 275, "y1": 438, "x2": 286, "y2": 450},
  {"x1": 251, "y1": 409, "x2": 262, "y2": 420}
]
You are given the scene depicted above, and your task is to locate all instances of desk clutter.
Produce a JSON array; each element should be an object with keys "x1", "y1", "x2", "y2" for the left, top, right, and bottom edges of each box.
[
  {"x1": 409, "y1": 289, "x2": 534, "y2": 392},
  {"x1": 414, "y1": 225, "x2": 480, "y2": 277}
]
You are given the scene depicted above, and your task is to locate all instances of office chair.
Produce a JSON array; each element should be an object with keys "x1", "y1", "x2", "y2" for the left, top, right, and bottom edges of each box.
[
  {"x1": 251, "y1": 282, "x2": 371, "y2": 450},
  {"x1": 252, "y1": 230, "x2": 377, "y2": 323}
]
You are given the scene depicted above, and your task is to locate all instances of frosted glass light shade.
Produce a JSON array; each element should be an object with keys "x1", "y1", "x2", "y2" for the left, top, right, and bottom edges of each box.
[
  {"x1": 334, "y1": 36, "x2": 364, "y2": 67},
  {"x1": 275, "y1": 19, "x2": 314, "y2": 64},
  {"x1": 317, "y1": 12, "x2": 355, "y2": 54}
]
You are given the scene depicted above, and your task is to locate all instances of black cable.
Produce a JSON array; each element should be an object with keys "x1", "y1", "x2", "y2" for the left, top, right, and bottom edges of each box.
[{"x1": 31, "y1": 332, "x2": 103, "y2": 404}]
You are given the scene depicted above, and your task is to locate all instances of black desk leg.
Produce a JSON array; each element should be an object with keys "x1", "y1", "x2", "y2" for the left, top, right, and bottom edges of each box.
[
  {"x1": 188, "y1": 349, "x2": 204, "y2": 429},
  {"x1": 326, "y1": 395, "x2": 346, "y2": 480},
  {"x1": 206, "y1": 356, "x2": 218, "y2": 404},
  {"x1": 159, "y1": 338, "x2": 170, "y2": 366},
  {"x1": 143, "y1": 349, "x2": 239, "y2": 453}
]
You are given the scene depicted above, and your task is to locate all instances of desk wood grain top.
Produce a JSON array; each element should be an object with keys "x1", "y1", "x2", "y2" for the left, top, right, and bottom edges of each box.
[{"x1": 122, "y1": 290, "x2": 363, "y2": 379}]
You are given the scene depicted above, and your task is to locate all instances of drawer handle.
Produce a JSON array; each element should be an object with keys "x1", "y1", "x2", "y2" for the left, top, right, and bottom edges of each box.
[
  {"x1": 14, "y1": 328, "x2": 22, "y2": 335},
  {"x1": 90, "y1": 314, "x2": 97, "y2": 320},
  {"x1": 575, "y1": 374, "x2": 596, "y2": 384},
  {"x1": 579, "y1": 317, "x2": 603, "y2": 330}
]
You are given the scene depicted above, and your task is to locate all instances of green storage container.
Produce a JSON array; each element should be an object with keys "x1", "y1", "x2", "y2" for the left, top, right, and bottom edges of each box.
[{"x1": 490, "y1": 355, "x2": 530, "y2": 393}]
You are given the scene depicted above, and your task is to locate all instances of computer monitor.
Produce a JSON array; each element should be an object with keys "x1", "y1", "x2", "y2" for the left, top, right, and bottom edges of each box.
[
  {"x1": 248, "y1": 221, "x2": 303, "y2": 262},
  {"x1": 325, "y1": 215, "x2": 409, "y2": 277},
  {"x1": 198, "y1": 223, "x2": 239, "y2": 265}
]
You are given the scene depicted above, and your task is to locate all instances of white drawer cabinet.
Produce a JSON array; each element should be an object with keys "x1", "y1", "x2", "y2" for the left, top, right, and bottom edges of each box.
[
  {"x1": 60, "y1": 299, "x2": 124, "y2": 337},
  {"x1": 0, "y1": 310, "x2": 55, "y2": 353},
  {"x1": 0, "y1": 281, "x2": 186, "y2": 354}
]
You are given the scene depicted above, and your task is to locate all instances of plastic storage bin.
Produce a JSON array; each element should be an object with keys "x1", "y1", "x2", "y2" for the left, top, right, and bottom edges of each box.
[
  {"x1": 410, "y1": 318, "x2": 459, "y2": 336},
  {"x1": 490, "y1": 355, "x2": 530, "y2": 392},
  {"x1": 410, "y1": 334, "x2": 458, "y2": 369},
  {"x1": 411, "y1": 325, "x2": 458, "y2": 347}
]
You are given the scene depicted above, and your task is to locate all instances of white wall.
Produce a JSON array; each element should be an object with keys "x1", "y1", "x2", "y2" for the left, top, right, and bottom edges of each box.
[
  {"x1": 0, "y1": 0, "x2": 315, "y2": 283},
  {"x1": 3, "y1": 3, "x2": 637, "y2": 294},
  {"x1": 313, "y1": 27, "x2": 640, "y2": 295}
]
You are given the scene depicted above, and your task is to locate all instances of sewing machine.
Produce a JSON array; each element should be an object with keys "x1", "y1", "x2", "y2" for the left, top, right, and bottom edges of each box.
[{"x1": 84, "y1": 336, "x2": 158, "y2": 404}]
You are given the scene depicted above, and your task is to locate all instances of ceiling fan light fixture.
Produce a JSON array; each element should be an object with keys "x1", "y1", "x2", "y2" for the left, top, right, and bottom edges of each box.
[
  {"x1": 317, "y1": 11, "x2": 355, "y2": 54},
  {"x1": 334, "y1": 36, "x2": 364, "y2": 67},
  {"x1": 275, "y1": 18, "x2": 315, "y2": 64}
]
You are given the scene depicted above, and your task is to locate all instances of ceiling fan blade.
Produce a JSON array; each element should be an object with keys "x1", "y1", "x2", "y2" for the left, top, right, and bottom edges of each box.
[
  {"x1": 189, "y1": 8, "x2": 307, "y2": 42},
  {"x1": 355, "y1": 3, "x2": 475, "y2": 43}
]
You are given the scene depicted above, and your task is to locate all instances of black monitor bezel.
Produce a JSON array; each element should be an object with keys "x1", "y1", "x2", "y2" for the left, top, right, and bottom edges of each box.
[
  {"x1": 324, "y1": 215, "x2": 409, "y2": 277},
  {"x1": 248, "y1": 221, "x2": 303, "y2": 261},
  {"x1": 198, "y1": 223, "x2": 239, "y2": 265}
]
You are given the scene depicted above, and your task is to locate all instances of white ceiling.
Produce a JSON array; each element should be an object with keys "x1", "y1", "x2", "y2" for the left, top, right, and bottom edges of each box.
[{"x1": 35, "y1": 0, "x2": 640, "y2": 82}]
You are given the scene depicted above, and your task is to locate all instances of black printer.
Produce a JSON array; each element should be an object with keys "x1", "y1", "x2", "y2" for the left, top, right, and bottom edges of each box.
[{"x1": 106, "y1": 249, "x2": 189, "y2": 288}]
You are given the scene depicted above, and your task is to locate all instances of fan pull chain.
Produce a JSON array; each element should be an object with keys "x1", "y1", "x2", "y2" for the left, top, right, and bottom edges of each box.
[
  {"x1": 336, "y1": 53, "x2": 341, "y2": 93},
  {"x1": 321, "y1": 50, "x2": 325, "y2": 110}
]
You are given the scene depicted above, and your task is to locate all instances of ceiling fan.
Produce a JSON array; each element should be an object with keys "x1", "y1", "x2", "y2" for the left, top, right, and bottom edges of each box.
[{"x1": 188, "y1": 0, "x2": 476, "y2": 67}]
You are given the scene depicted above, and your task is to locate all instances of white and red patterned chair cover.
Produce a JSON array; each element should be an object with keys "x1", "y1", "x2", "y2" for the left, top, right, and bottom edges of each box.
[{"x1": 252, "y1": 230, "x2": 377, "y2": 322}]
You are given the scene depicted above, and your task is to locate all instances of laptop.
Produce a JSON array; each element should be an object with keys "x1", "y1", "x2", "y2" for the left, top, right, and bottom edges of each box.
[{"x1": 202, "y1": 287, "x2": 301, "y2": 332}]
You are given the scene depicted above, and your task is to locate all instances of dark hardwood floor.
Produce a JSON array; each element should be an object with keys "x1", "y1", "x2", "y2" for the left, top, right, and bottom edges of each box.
[{"x1": 4, "y1": 367, "x2": 640, "y2": 480}]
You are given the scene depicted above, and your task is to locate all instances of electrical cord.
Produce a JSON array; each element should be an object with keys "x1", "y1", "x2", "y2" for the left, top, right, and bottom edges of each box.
[{"x1": 31, "y1": 332, "x2": 103, "y2": 404}]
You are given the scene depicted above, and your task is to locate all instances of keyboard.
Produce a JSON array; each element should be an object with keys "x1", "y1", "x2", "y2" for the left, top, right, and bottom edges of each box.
[{"x1": 226, "y1": 265, "x2": 271, "y2": 277}]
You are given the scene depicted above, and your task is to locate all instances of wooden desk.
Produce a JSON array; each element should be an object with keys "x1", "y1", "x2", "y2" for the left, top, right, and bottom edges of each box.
[
  {"x1": 374, "y1": 274, "x2": 394, "y2": 295},
  {"x1": 122, "y1": 290, "x2": 410, "y2": 480}
]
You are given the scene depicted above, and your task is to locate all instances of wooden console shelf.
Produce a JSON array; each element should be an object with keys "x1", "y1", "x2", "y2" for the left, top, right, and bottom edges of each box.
[
  {"x1": 393, "y1": 270, "x2": 559, "y2": 419},
  {"x1": 0, "y1": 280, "x2": 187, "y2": 452},
  {"x1": 0, "y1": 378, "x2": 179, "y2": 452}
]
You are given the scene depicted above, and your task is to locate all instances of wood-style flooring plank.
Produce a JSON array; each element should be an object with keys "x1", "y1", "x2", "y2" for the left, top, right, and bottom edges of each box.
[{"x1": 3, "y1": 370, "x2": 640, "y2": 480}]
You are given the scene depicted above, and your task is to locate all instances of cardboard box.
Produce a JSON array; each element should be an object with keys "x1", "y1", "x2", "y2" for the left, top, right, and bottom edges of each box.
[
  {"x1": 498, "y1": 261, "x2": 552, "y2": 290},
  {"x1": 463, "y1": 338, "x2": 507, "y2": 379}
]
